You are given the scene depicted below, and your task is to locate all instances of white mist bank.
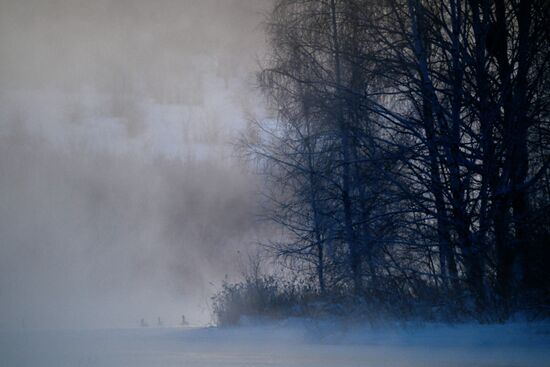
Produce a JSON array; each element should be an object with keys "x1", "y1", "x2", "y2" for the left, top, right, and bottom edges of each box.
[
  {"x1": 1, "y1": 321, "x2": 549, "y2": 367},
  {"x1": 0, "y1": 0, "x2": 271, "y2": 330}
]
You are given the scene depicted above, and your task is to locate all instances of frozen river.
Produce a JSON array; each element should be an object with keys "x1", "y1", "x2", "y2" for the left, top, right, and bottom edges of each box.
[{"x1": 2, "y1": 321, "x2": 549, "y2": 367}]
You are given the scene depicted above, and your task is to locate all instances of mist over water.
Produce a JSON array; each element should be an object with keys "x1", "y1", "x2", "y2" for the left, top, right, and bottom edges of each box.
[{"x1": 0, "y1": 0, "x2": 270, "y2": 329}]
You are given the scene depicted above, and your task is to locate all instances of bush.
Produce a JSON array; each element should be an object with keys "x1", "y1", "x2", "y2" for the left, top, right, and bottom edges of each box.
[
  {"x1": 211, "y1": 274, "x2": 311, "y2": 326},
  {"x1": 211, "y1": 272, "x2": 476, "y2": 326}
]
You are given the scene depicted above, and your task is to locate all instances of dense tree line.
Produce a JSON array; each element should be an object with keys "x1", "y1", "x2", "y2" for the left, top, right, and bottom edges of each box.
[{"x1": 237, "y1": 0, "x2": 550, "y2": 321}]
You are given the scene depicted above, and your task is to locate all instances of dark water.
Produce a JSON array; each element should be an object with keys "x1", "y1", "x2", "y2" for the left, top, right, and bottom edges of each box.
[{"x1": 1, "y1": 324, "x2": 549, "y2": 367}]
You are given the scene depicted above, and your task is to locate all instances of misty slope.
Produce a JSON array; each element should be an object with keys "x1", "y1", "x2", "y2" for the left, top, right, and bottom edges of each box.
[{"x1": 1, "y1": 321, "x2": 549, "y2": 367}]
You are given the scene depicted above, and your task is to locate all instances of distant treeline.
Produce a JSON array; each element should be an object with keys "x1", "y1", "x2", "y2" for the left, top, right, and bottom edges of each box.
[{"x1": 220, "y1": 0, "x2": 550, "y2": 324}]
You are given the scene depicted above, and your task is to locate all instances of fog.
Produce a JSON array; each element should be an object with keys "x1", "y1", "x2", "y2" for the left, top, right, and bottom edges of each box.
[{"x1": 0, "y1": 0, "x2": 271, "y2": 329}]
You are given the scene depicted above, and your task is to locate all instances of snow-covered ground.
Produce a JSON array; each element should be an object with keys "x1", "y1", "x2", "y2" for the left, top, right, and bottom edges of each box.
[{"x1": 2, "y1": 320, "x2": 549, "y2": 367}]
